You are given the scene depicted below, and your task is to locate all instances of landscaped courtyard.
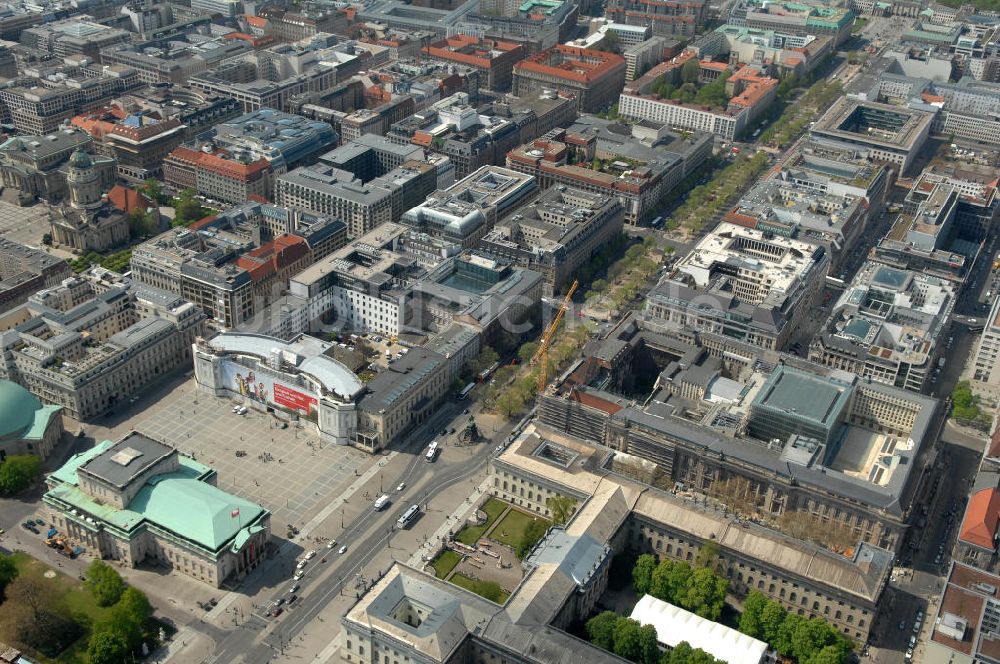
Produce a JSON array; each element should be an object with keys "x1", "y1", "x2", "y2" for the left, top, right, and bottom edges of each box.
[{"x1": 429, "y1": 498, "x2": 553, "y2": 605}]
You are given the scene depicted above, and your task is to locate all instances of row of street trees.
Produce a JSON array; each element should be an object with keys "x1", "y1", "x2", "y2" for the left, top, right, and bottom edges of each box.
[
  {"x1": 759, "y1": 79, "x2": 843, "y2": 149},
  {"x1": 668, "y1": 152, "x2": 769, "y2": 233}
]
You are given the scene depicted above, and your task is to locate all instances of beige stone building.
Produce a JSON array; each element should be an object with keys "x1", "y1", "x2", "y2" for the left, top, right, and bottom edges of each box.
[{"x1": 44, "y1": 433, "x2": 270, "y2": 587}]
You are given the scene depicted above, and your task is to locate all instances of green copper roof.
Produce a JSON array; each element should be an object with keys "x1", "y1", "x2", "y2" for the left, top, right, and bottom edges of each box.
[
  {"x1": 129, "y1": 476, "x2": 265, "y2": 551},
  {"x1": 24, "y1": 404, "x2": 62, "y2": 440},
  {"x1": 45, "y1": 440, "x2": 260, "y2": 552},
  {"x1": 0, "y1": 380, "x2": 43, "y2": 438}
]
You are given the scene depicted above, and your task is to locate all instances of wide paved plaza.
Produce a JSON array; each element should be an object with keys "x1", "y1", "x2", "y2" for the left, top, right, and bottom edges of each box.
[{"x1": 77, "y1": 374, "x2": 371, "y2": 529}]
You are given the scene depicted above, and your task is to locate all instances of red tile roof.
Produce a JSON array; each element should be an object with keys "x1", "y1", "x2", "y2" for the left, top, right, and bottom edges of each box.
[
  {"x1": 959, "y1": 488, "x2": 1000, "y2": 550},
  {"x1": 235, "y1": 234, "x2": 309, "y2": 283},
  {"x1": 107, "y1": 185, "x2": 153, "y2": 215}
]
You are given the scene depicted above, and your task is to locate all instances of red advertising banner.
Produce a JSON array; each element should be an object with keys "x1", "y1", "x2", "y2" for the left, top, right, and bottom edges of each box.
[{"x1": 273, "y1": 382, "x2": 317, "y2": 415}]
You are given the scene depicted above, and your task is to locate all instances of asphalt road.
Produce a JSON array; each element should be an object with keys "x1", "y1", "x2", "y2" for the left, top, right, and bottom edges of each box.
[{"x1": 201, "y1": 400, "x2": 518, "y2": 664}]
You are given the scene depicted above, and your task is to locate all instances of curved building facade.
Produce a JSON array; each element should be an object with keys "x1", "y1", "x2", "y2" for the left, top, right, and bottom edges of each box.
[{"x1": 193, "y1": 332, "x2": 364, "y2": 446}]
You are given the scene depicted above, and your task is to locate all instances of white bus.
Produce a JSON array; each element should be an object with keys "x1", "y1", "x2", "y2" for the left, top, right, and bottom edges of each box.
[
  {"x1": 397, "y1": 504, "x2": 420, "y2": 528},
  {"x1": 425, "y1": 441, "x2": 439, "y2": 462},
  {"x1": 458, "y1": 382, "x2": 475, "y2": 400},
  {"x1": 373, "y1": 494, "x2": 390, "y2": 511}
]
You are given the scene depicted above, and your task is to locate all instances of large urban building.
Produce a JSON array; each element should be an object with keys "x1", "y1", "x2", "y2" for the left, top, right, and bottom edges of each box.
[
  {"x1": 479, "y1": 186, "x2": 625, "y2": 297},
  {"x1": 129, "y1": 207, "x2": 344, "y2": 329},
  {"x1": 809, "y1": 261, "x2": 957, "y2": 392},
  {"x1": 970, "y1": 292, "x2": 1000, "y2": 399},
  {"x1": 605, "y1": 0, "x2": 708, "y2": 36},
  {"x1": 193, "y1": 332, "x2": 450, "y2": 453},
  {"x1": 163, "y1": 109, "x2": 338, "y2": 205},
  {"x1": 340, "y1": 422, "x2": 892, "y2": 664},
  {"x1": 44, "y1": 432, "x2": 270, "y2": 587},
  {"x1": 70, "y1": 104, "x2": 186, "y2": 182},
  {"x1": 874, "y1": 169, "x2": 996, "y2": 283},
  {"x1": 725, "y1": 141, "x2": 893, "y2": 272},
  {"x1": 538, "y1": 313, "x2": 939, "y2": 553},
  {"x1": 99, "y1": 32, "x2": 255, "y2": 85},
  {"x1": 735, "y1": 0, "x2": 855, "y2": 46},
  {"x1": 506, "y1": 117, "x2": 712, "y2": 224},
  {"x1": 512, "y1": 45, "x2": 626, "y2": 113},
  {"x1": 0, "y1": 238, "x2": 73, "y2": 313},
  {"x1": 48, "y1": 149, "x2": 131, "y2": 254},
  {"x1": 619, "y1": 64, "x2": 778, "y2": 140},
  {"x1": 862, "y1": 73, "x2": 1000, "y2": 146},
  {"x1": 422, "y1": 35, "x2": 526, "y2": 92},
  {"x1": 809, "y1": 98, "x2": 935, "y2": 175},
  {"x1": 646, "y1": 222, "x2": 829, "y2": 349},
  {"x1": 0, "y1": 62, "x2": 142, "y2": 135},
  {"x1": 0, "y1": 278, "x2": 207, "y2": 421},
  {"x1": 385, "y1": 91, "x2": 576, "y2": 180}
]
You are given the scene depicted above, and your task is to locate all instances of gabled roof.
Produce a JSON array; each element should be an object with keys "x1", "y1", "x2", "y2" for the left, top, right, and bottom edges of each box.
[
  {"x1": 959, "y1": 488, "x2": 1000, "y2": 550},
  {"x1": 107, "y1": 185, "x2": 153, "y2": 215}
]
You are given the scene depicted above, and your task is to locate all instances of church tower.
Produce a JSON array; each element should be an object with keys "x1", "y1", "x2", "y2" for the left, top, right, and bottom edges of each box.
[{"x1": 66, "y1": 149, "x2": 103, "y2": 211}]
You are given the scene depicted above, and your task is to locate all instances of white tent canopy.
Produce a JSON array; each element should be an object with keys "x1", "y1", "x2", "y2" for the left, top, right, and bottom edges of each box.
[{"x1": 629, "y1": 594, "x2": 769, "y2": 664}]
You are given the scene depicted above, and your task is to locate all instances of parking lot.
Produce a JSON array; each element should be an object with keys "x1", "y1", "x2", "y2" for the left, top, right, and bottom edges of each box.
[{"x1": 78, "y1": 376, "x2": 372, "y2": 530}]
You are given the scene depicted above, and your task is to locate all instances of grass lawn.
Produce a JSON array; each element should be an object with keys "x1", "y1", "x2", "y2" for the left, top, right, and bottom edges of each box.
[
  {"x1": 449, "y1": 573, "x2": 510, "y2": 604},
  {"x1": 0, "y1": 552, "x2": 112, "y2": 663},
  {"x1": 491, "y1": 509, "x2": 550, "y2": 549},
  {"x1": 455, "y1": 497, "x2": 508, "y2": 546},
  {"x1": 431, "y1": 550, "x2": 462, "y2": 579}
]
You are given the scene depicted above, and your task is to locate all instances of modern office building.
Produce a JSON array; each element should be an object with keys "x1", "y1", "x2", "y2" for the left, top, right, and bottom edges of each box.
[
  {"x1": 0, "y1": 63, "x2": 142, "y2": 135},
  {"x1": 863, "y1": 73, "x2": 1000, "y2": 146},
  {"x1": 99, "y1": 33, "x2": 255, "y2": 85},
  {"x1": 44, "y1": 432, "x2": 270, "y2": 587},
  {"x1": 809, "y1": 98, "x2": 935, "y2": 175},
  {"x1": 479, "y1": 186, "x2": 625, "y2": 297},
  {"x1": 401, "y1": 165, "x2": 539, "y2": 250},
  {"x1": 645, "y1": 222, "x2": 829, "y2": 349},
  {"x1": 512, "y1": 45, "x2": 626, "y2": 113},
  {"x1": 971, "y1": 293, "x2": 1000, "y2": 399},
  {"x1": 0, "y1": 280, "x2": 207, "y2": 421},
  {"x1": 22, "y1": 17, "x2": 130, "y2": 60},
  {"x1": 809, "y1": 262, "x2": 957, "y2": 393}
]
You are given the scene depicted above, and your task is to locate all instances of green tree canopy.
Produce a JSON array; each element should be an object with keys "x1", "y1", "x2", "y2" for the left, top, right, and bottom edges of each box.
[
  {"x1": 586, "y1": 611, "x2": 619, "y2": 650},
  {"x1": 0, "y1": 553, "x2": 17, "y2": 596},
  {"x1": 681, "y1": 59, "x2": 700, "y2": 84},
  {"x1": 632, "y1": 553, "x2": 657, "y2": 595},
  {"x1": 546, "y1": 495, "x2": 577, "y2": 526},
  {"x1": 516, "y1": 518, "x2": 548, "y2": 558},
  {"x1": 0, "y1": 455, "x2": 41, "y2": 495},
  {"x1": 87, "y1": 629, "x2": 130, "y2": 664},
  {"x1": 85, "y1": 560, "x2": 126, "y2": 607}
]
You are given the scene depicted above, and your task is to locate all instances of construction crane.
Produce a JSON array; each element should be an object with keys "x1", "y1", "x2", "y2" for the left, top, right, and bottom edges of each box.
[{"x1": 531, "y1": 279, "x2": 578, "y2": 393}]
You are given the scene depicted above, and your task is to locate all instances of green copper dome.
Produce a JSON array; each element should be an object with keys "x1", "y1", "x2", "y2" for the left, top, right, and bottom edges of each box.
[
  {"x1": 0, "y1": 380, "x2": 42, "y2": 438},
  {"x1": 68, "y1": 148, "x2": 93, "y2": 170}
]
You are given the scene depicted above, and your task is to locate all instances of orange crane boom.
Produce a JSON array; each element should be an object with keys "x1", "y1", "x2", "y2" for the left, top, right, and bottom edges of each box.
[{"x1": 531, "y1": 279, "x2": 578, "y2": 393}]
